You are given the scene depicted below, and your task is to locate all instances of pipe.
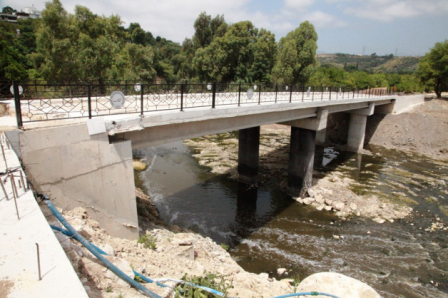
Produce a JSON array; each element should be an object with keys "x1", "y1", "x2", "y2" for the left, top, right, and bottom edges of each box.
[
  {"x1": 50, "y1": 225, "x2": 225, "y2": 296},
  {"x1": 273, "y1": 292, "x2": 339, "y2": 298},
  {"x1": 44, "y1": 198, "x2": 162, "y2": 298},
  {"x1": 48, "y1": 208, "x2": 339, "y2": 298}
]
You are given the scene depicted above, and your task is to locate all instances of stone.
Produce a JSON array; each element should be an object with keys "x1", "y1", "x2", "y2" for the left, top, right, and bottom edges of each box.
[
  {"x1": 350, "y1": 203, "x2": 358, "y2": 210},
  {"x1": 277, "y1": 268, "x2": 287, "y2": 275},
  {"x1": 104, "y1": 256, "x2": 134, "y2": 287},
  {"x1": 99, "y1": 243, "x2": 115, "y2": 256},
  {"x1": 325, "y1": 206, "x2": 332, "y2": 211},
  {"x1": 133, "y1": 160, "x2": 147, "y2": 171},
  {"x1": 334, "y1": 202, "x2": 345, "y2": 211},
  {"x1": 316, "y1": 205, "x2": 324, "y2": 211},
  {"x1": 333, "y1": 235, "x2": 340, "y2": 239},
  {"x1": 307, "y1": 188, "x2": 316, "y2": 197},
  {"x1": 373, "y1": 218, "x2": 385, "y2": 224},
  {"x1": 315, "y1": 194, "x2": 324, "y2": 204},
  {"x1": 303, "y1": 198, "x2": 313, "y2": 205},
  {"x1": 259, "y1": 273, "x2": 269, "y2": 280},
  {"x1": 325, "y1": 199, "x2": 333, "y2": 206},
  {"x1": 297, "y1": 272, "x2": 381, "y2": 298}
]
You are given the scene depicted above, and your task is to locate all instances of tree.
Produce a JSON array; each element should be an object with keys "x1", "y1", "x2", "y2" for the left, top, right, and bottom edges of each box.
[
  {"x1": 271, "y1": 21, "x2": 318, "y2": 85},
  {"x1": 192, "y1": 12, "x2": 228, "y2": 49},
  {"x1": 0, "y1": 27, "x2": 28, "y2": 81},
  {"x1": 416, "y1": 40, "x2": 448, "y2": 98},
  {"x1": 2, "y1": 6, "x2": 16, "y2": 14}
]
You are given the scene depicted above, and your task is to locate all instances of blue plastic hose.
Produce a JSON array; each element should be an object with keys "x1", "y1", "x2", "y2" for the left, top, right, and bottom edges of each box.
[
  {"x1": 273, "y1": 292, "x2": 339, "y2": 298},
  {"x1": 44, "y1": 198, "x2": 162, "y2": 298}
]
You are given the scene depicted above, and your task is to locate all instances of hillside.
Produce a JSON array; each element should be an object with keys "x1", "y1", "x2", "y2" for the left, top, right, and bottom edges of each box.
[{"x1": 317, "y1": 53, "x2": 420, "y2": 73}]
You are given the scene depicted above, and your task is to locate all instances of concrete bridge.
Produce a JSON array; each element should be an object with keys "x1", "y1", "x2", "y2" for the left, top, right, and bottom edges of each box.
[{"x1": 5, "y1": 84, "x2": 426, "y2": 239}]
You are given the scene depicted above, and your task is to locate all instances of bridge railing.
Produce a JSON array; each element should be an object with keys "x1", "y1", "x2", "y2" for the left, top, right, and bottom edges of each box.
[{"x1": 4, "y1": 81, "x2": 394, "y2": 127}]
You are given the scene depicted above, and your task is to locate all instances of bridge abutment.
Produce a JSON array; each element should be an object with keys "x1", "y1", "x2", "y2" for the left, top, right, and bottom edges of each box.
[{"x1": 238, "y1": 126, "x2": 261, "y2": 185}]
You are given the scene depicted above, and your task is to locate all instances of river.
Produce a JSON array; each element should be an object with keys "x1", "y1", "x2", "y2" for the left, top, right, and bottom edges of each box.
[{"x1": 134, "y1": 134, "x2": 448, "y2": 298}]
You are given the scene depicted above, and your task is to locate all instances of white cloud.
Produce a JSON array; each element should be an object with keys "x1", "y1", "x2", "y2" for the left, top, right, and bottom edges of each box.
[
  {"x1": 304, "y1": 11, "x2": 347, "y2": 28},
  {"x1": 343, "y1": 0, "x2": 448, "y2": 22}
]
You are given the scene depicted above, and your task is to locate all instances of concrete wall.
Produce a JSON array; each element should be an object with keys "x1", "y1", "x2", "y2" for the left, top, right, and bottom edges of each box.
[
  {"x1": 375, "y1": 94, "x2": 425, "y2": 114},
  {"x1": 6, "y1": 124, "x2": 138, "y2": 240}
]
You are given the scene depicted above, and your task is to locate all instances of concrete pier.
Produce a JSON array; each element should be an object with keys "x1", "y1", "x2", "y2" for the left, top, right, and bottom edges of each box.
[
  {"x1": 287, "y1": 127, "x2": 316, "y2": 197},
  {"x1": 347, "y1": 103, "x2": 374, "y2": 152},
  {"x1": 238, "y1": 127, "x2": 260, "y2": 185}
]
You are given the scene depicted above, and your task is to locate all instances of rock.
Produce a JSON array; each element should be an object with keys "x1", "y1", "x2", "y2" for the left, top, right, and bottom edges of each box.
[
  {"x1": 350, "y1": 203, "x2": 358, "y2": 211},
  {"x1": 316, "y1": 205, "x2": 324, "y2": 211},
  {"x1": 296, "y1": 272, "x2": 381, "y2": 298},
  {"x1": 325, "y1": 199, "x2": 333, "y2": 206},
  {"x1": 280, "y1": 278, "x2": 294, "y2": 286},
  {"x1": 99, "y1": 243, "x2": 115, "y2": 256},
  {"x1": 324, "y1": 206, "x2": 332, "y2": 211},
  {"x1": 133, "y1": 160, "x2": 147, "y2": 171},
  {"x1": 303, "y1": 198, "x2": 313, "y2": 205},
  {"x1": 367, "y1": 231, "x2": 371, "y2": 235},
  {"x1": 373, "y1": 217, "x2": 386, "y2": 224},
  {"x1": 104, "y1": 256, "x2": 134, "y2": 287},
  {"x1": 307, "y1": 188, "x2": 316, "y2": 197},
  {"x1": 334, "y1": 202, "x2": 345, "y2": 211},
  {"x1": 277, "y1": 268, "x2": 287, "y2": 275},
  {"x1": 333, "y1": 235, "x2": 341, "y2": 239},
  {"x1": 315, "y1": 194, "x2": 324, "y2": 204},
  {"x1": 259, "y1": 273, "x2": 269, "y2": 280}
]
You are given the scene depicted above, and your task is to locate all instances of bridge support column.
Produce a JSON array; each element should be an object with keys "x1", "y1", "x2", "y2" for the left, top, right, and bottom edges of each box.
[
  {"x1": 238, "y1": 126, "x2": 260, "y2": 185},
  {"x1": 287, "y1": 127, "x2": 316, "y2": 197},
  {"x1": 347, "y1": 103, "x2": 375, "y2": 152}
]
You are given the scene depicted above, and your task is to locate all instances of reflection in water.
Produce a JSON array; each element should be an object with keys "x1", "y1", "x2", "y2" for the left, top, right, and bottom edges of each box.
[{"x1": 135, "y1": 141, "x2": 448, "y2": 298}]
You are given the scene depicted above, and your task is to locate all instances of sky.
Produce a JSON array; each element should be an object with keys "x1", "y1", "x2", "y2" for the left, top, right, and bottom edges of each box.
[{"x1": 3, "y1": 0, "x2": 448, "y2": 56}]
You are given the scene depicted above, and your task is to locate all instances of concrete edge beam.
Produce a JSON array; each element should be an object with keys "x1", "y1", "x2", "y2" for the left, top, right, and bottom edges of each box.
[
  {"x1": 280, "y1": 109, "x2": 329, "y2": 131},
  {"x1": 347, "y1": 103, "x2": 375, "y2": 116}
]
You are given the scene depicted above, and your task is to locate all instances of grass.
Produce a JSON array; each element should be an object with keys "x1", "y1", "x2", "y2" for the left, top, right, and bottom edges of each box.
[
  {"x1": 137, "y1": 234, "x2": 157, "y2": 250},
  {"x1": 105, "y1": 285, "x2": 112, "y2": 292},
  {"x1": 174, "y1": 272, "x2": 233, "y2": 298}
]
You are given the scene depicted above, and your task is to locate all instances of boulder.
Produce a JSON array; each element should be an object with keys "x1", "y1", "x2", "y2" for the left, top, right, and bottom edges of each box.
[
  {"x1": 277, "y1": 268, "x2": 287, "y2": 275},
  {"x1": 133, "y1": 160, "x2": 147, "y2": 171},
  {"x1": 296, "y1": 272, "x2": 381, "y2": 298}
]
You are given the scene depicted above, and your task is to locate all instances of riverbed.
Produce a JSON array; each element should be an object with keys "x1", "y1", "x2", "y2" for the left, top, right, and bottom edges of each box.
[{"x1": 134, "y1": 131, "x2": 448, "y2": 298}]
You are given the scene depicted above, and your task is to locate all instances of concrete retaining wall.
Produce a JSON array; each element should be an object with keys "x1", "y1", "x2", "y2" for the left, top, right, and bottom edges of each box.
[
  {"x1": 6, "y1": 124, "x2": 138, "y2": 240},
  {"x1": 375, "y1": 94, "x2": 426, "y2": 114}
]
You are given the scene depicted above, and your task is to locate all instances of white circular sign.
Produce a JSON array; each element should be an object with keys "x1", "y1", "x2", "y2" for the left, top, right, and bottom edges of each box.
[
  {"x1": 10, "y1": 85, "x2": 23, "y2": 95},
  {"x1": 254, "y1": 85, "x2": 257, "y2": 90},
  {"x1": 134, "y1": 83, "x2": 141, "y2": 92},
  {"x1": 285, "y1": 86, "x2": 289, "y2": 91},
  {"x1": 207, "y1": 84, "x2": 212, "y2": 91},
  {"x1": 247, "y1": 88, "x2": 254, "y2": 100},
  {"x1": 110, "y1": 91, "x2": 126, "y2": 109}
]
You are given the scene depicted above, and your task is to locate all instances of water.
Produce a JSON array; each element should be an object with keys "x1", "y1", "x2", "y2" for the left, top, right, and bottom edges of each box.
[{"x1": 134, "y1": 140, "x2": 448, "y2": 298}]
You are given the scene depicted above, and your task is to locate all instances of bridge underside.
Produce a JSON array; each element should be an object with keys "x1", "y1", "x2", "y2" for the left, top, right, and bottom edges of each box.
[{"x1": 116, "y1": 98, "x2": 395, "y2": 197}]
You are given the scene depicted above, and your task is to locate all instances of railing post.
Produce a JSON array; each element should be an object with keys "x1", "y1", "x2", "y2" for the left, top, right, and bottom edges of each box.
[
  {"x1": 312, "y1": 87, "x2": 314, "y2": 101},
  {"x1": 302, "y1": 86, "x2": 305, "y2": 102},
  {"x1": 87, "y1": 84, "x2": 92, "y2": 119},
  {"x1": 321, "y1": 86, "x2": 324, "y2": 101},
  {"x1": 258, "y1": 85, "x2": 261, "y2": 105},
  {"x1": 353, "y1": 88, "x2": 355, "y2": 98},
  {"x1": 125, "y1": 80, "x2": 128, "y2": 95},
  {"x1": 275, "y1": 84, "x2": 278, "y2": 103},
  {"x1": 238, "y1": 82, "x2": 241, "y2": 106},
  {"x1": 13, "y1": 81, "x2": 23, "y2": 128},
  {"x1": 212, "y1": 82, "x2": 216, "y2": 108},
  {"x1": 140, "y1": 84, "x2": 144, "y2": 115},
  {"x1": 329, "y1": 87, "x2": 332, "y2": 100},
  {"x1": 34, "y1": 80, "x2": 37, "y2": 98},
  {"x1": 180, "y1": 83, "x2": 184, "y2": 111},
  {"x1": 342, "y1": 87, "x2": 344, "y2": 99},
  {"x1": 289, "y1": 85, "x2": 293, "y2": 103}
]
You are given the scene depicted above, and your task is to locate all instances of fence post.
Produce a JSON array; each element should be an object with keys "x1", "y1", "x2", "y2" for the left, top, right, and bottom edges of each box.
[
  {"x1": 180, "y1": 83, "x2": 184, "y2": 111},
  {"x1": 329, "y1": 87, "x2": 332, "y2": 100},
  {"x1": 302, "y1": 86, "x2": 305, "y2": 102},
  {"x1": 258, "y1": 85, "x2": 261, "y2": 105},
  {"x1": 13, "y1": 81, "x2": 23, "y2": 128},
  {"x1": 238, "y1": 82, "x2": 241, "y2": 106},
  {"x1": 312, "y1": 87, "x2": 314, "y2": 101},
  {"x1": 321, "y1": 86, "x2": 324, "y2": 101},
  {"x1": 125, "y1": 80, "x2": 128, "y2": 95},
  {"x1": 289, "y1": 85, "x2": 293, "y2": 103},
  {"x1": 275, "y1": 84, "x2": 278, "y2": 103},
  {"x1": 212, "y1": 82, "x2": 216, "y2": 108},
  {"x1": 87, "y1": 84, "x2": 92, "y2": 119},
  {"x1": 140, "y1": 84, "x2": 144, "y2": 116}
]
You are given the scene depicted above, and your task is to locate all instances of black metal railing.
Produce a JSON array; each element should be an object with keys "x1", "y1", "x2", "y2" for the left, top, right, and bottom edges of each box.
[{"x1": 4, "y1": 81, "x2": 394, "y2": 127}]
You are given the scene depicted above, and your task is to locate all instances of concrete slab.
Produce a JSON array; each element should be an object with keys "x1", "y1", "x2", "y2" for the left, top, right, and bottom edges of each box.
[{"x1": 0, "y1": 135, "x2": 88, "y2": 298}]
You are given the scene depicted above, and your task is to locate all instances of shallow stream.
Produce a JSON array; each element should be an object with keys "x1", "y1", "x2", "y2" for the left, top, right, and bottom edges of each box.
[{"x1": 134, "y1": 138, "x2": 448, "y2": 298}]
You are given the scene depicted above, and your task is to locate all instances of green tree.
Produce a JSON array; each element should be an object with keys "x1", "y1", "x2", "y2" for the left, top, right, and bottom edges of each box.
[
  {"x1": 271, "y1": 21, "x2": 318, "y2": 85},
  {"x1": 0, "y1": 27, "x2": 28, "y2": 80},
  {"x1": 2, "y1": 6, "x2": 16, "y2": 14},
  {"x1": 192, "y1": 12, "x2": 228, "y2": 49},
  {"x1": 416, "y1": 40, "x2": 448, "y2": 98}
]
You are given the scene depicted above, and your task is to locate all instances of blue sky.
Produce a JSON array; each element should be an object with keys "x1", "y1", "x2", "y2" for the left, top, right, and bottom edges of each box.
[{"x1": 4, "y1": 0, "x2": 448, "y2": 56}]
